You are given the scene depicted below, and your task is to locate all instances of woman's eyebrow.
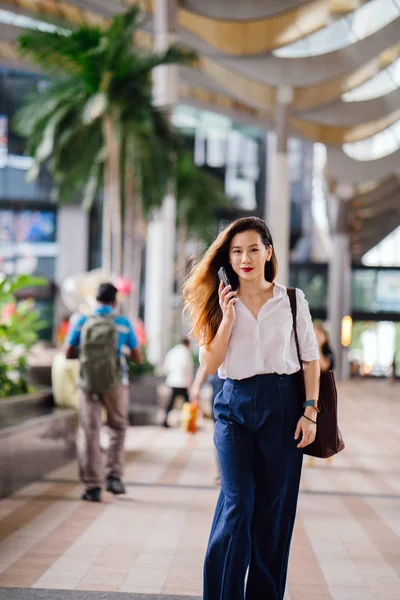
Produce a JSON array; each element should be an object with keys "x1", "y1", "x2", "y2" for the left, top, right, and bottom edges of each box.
[{"x1": 231, "y1": 243, "x2": 259, "y2": 250}]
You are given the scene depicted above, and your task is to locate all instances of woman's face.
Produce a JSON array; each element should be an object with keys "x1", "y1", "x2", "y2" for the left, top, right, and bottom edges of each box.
[{"x1": 229, "y1": 230, "x2": 272, "y2": 282}]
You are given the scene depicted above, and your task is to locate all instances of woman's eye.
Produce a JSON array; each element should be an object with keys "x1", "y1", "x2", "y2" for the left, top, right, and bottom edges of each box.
[
  {"x1": 251, "y1": 249, "x2": 259, "y2": 253},
  {"x1": 233, "y1": 250, "x2": 241, "y2": 254}
]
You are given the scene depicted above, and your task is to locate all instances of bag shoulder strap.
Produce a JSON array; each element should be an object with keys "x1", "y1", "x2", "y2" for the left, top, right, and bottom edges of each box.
[
  {"x1": 92, "y1": 312, "x2": 116, "y2": 320},
  {"x1": 85, "y1": 313, "x2": 117, "y2": 326},
  {"x1": 287, "y1": 287, "x2": 302, "y2": 368}
]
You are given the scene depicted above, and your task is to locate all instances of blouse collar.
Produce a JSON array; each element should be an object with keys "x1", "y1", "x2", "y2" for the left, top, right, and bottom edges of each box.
[{"x1": 236, "y1": 282, "x2": 285, "y2": 321}]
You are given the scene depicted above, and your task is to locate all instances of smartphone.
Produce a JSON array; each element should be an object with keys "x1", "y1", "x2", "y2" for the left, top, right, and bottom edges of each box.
[{"x1": 217, "y1": 267, "x2": 231, "y2": 288}]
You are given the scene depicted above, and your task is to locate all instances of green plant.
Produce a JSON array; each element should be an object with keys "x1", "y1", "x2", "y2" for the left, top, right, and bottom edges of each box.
[
  {"x1": 128, "y1": 346, "x2": 155, "y2": 380},
  {"x1": 0, "y1": 274, "x2": 47, "y2": 398}
]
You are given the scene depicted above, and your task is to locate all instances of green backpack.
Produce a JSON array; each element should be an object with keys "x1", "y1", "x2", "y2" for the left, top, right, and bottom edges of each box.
[{"x1": 79, "y1": 314, "x2": 120, "y2": 395}]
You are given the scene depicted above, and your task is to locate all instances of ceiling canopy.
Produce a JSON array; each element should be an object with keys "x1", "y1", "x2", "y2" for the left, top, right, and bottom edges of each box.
[{"x1": 0, "y1": 0, "x2": 398, "y2": 259}]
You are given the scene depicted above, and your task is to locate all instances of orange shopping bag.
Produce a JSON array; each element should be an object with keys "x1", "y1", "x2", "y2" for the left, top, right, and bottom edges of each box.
[{"x1": 181, "y1": 401, "x2": 198, "y2": 434}]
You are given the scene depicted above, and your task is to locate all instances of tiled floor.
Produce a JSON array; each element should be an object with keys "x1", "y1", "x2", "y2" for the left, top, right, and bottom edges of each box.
[{"x1": 0, "y1": 380, "x2": 399, "y2": 599}]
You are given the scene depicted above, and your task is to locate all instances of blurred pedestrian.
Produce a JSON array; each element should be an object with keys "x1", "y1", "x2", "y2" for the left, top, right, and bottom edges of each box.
[
  {"x1": 183, "y1": 217, "x2": 320, "y2": 600},
  {"x1": 65, "y1": 282, "x2": 141, "y2": 502},
  {"x1": 55, "y1": 314, "x2": 70, "y2": 346},
  {"x1": 134, "y1": 317, "x2": 147, "y2": 347},
  {"x1": 163, "y1": 338, "x2": 194, "y2": 428},
  {"x1": 306, "y1": 323, "x2": 335, "y2": 468},
  {"x1": 390, "y1": 353, "x2": 398, "y2": 383},
  {"x1": 314, "y1": 322, "x2": 335, "y2": 371}
]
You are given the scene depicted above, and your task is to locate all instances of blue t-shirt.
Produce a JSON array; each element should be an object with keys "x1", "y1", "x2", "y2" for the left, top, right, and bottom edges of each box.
[{"x1": 67, "y1": 305, "x2": 138, "y2": 384}]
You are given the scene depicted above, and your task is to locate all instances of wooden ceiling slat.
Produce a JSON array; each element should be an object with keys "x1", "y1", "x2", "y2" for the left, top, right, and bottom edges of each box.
[
  {"x1": 178, "y1": 0, "x2": 329, "y2": 55},
  {"x1": 291, "y1": 108, "x2": 400, "y2": 144}
]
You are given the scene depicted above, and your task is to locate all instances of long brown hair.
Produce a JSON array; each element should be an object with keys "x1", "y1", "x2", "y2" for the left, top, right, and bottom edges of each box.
[{"x1": 182, "y1": 217, "x2": 278, "y2": 345}]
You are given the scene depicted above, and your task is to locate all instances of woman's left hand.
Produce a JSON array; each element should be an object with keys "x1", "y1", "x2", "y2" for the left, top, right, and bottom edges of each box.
[{"x1": 294, "y1": 416, "x2": 317, "y2": 449}]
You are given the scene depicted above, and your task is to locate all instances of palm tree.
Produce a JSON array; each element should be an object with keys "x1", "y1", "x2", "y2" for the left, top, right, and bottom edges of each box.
[{"x1": 14, "y1": 6, "x2": 195, "y2": 292}]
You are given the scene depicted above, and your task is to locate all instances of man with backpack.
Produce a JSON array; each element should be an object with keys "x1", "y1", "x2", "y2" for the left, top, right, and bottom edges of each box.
[{"x1": 65, "y1": 282, "x2": 141, "y2": 502}]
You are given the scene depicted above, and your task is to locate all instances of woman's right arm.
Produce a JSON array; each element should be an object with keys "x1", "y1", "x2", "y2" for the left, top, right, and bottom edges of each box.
[{"x1": 201, "y1": 282, "x2": 237, "y2": 374}]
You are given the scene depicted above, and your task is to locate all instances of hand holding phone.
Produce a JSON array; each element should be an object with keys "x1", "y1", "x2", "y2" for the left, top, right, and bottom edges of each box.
[{"x1": 217, "y1": 266, "x2": 237, "y2": 323}]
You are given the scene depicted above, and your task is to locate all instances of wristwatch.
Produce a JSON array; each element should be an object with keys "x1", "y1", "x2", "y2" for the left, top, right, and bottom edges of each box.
[{"x1": 303, "y1": 399, "x2": 320, "y2": 413}]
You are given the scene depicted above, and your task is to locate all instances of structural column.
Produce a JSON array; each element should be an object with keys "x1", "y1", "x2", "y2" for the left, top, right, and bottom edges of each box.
[
  {"x1": 265, "y1": 86, "x2": 293, "y2": 286},
  {"x1": 55, "y1": 204, "x2": 89, "y2": 325},
  {"x1": 327, "y1": 191, "x2": 352, "y2": 381},
  {"x1": 145, "y1": 0, "x2": 178, "y2": 366}
]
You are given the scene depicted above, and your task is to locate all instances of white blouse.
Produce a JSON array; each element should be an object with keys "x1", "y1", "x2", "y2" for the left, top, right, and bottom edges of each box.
[{"x1": 205, "y1": 283, "x2": 319, "y2": 380}]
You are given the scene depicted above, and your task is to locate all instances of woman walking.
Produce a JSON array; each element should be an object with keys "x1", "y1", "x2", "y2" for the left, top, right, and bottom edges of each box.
[{"x1": 183, "y1": 217, "x2": 320, "y2": 600}]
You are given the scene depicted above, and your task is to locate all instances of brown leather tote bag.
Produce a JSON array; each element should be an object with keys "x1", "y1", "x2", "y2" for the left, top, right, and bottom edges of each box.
[{"x1": 287, "y1": 288, "x2": 345, "y2": 459}]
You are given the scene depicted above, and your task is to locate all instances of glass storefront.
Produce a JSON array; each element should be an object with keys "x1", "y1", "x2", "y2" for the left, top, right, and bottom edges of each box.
[
  {"x1": 289, "y1": 263, "x2": 327, "y2": 314},
  {"x1": 173, "y1": 104, "x2": 265, "y2": 216},
  {"x1": 349, "y1": 321, "x2": 400, "y2": 378},
  {"x1": 289, "y1": 263, "x2": 400, "y2": 318},
  {"x1": 0, "y1": 68, "x2": 56, "y2": 339},
  {"x1": 290, "y1": 263, "x2": 400, "y2": 379}
]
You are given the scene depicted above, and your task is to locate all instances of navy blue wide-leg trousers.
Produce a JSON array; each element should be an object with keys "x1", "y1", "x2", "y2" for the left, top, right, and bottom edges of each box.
[{"x1": 203, "y1": 373, "x2": 303, "y2": 600}]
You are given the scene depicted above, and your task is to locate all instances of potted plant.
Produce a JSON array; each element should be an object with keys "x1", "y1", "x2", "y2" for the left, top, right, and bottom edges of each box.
[
  {"x1": 0, "y1": 274, "x2": 47, "y2": 399},
  {"x1": 0, "y1": 274, "x2": 54, "y2": 429},
  {"x1": 127, "y1": 346, "x2": 164, "y2": 425}
]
